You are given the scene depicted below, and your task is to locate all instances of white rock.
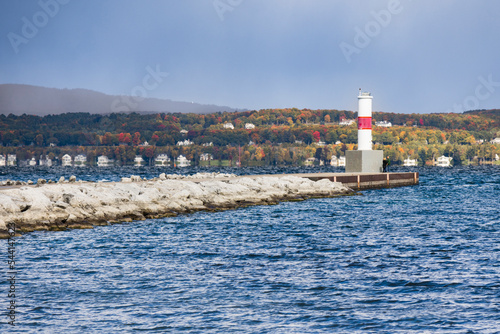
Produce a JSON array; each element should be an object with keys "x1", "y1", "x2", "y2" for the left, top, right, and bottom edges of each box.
[
  {"x1": 0, "y1": 175, "x2": 350, "y2": 231},
  {"x1": 130, "y1": 175, "x2": 142, "y2": 182}
]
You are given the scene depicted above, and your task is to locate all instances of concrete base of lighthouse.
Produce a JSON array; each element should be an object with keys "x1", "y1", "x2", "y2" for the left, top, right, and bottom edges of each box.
[{"x1": 345, "y1": 150, "x2": 384, "y2": 173}]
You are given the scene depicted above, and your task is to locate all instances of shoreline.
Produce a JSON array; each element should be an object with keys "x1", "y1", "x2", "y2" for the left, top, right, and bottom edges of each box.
[{"x1": 0, "y1": 174, "x2": 354, "y2": 238}]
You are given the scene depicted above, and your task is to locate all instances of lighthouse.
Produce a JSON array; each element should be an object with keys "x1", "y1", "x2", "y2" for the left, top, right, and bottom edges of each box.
[
  {"x1": 357, "y1": 89, "x2": 373, "y2": 150},
  {"x1": 345, "y1": 89, "x2": 384, "y2": 173}
]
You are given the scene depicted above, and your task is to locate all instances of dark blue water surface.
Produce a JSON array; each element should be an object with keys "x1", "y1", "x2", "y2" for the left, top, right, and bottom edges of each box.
[{"x1": 2, "y1": 166, "x2": 500, "y2": 333}]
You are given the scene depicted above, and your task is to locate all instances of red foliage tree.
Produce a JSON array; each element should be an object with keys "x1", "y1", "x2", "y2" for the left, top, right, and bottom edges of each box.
[
  {"x1": 313, "y1": 131, "x2": 321, "y2": 142},
  {"x1": 132, "y1": 132, "x2": 141, "y2": 146}
]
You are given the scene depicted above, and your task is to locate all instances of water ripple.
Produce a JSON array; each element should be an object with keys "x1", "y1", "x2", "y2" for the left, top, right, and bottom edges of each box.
[{"x1": 4, "y1": 166, "x2": 500, "y2": 333}]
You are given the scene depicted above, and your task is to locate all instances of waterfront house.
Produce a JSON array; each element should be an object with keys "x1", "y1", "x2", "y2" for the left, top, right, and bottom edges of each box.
[
  {"x1": 176, "y1": 155, "x2": 191, "y2": 167},
  {"x1": 134, "y1": 155, "x2": 146, "y2": 166},
  {"x1": 200, "y1": 153, "x2": 214, "y2": 161},
  {"x1": 97, "y1": 155, "x2": 114, "y2": 167},
  {"x1": 62, "y1": 154, "x2": 72, "y2": 167},
  {"x1": 0, "y1": 155, "x2": 5, "y2": 167},
  {"x1": 330, "y1": 156, "x2": 346, "y2": 167},
  {"x1": 7, "y1": 154, "x2": 16, "y2": 166},
  {"x1": 435, "y1": 155, "x2": 452, "y2": 167},
  {"x1": 304, "y1": 157, "x2": 317, "y2": 166},
  {"x1": 154, "y1": 154, "x2": 170, "y2": 166},
  {"x1": 74, "y1": 155, "x2": 87, "y2": 166},
  {"x1": 403, "y1": 157, "x2": 418, "y2": 167},
  {"x1": 28, "y1": 157, "x2": 37, "y2": 166},
  {"x1": 39, "y1": 156, "x2": 53, "y2": 167}
]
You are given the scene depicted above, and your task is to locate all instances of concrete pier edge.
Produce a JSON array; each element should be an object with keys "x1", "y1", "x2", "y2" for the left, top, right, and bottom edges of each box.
[{"x1": 189, "y1": 172, "x2": 419, "y2": 191}]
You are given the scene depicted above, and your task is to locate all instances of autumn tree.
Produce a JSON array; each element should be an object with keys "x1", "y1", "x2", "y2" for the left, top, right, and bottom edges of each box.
[
  {"x1": 313, "y1": 131, "x2": 321, "y2": 143},
  {"x1": 132, "y1": 132, "x2": 141, "y2": 145}
]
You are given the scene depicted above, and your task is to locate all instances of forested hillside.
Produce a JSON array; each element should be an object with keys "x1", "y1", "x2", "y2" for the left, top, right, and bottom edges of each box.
[{"x1": 0, "y1": 108, "x2": 499, "y2": 166}]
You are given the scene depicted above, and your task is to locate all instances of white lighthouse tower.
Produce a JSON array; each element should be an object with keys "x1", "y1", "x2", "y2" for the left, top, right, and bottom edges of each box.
[
  {"x1": 357, "y1": 89, "x2": 373, "y2": 151},
  {"x1": 345, "y1": 89, "x2": 383, "y2": 173}
]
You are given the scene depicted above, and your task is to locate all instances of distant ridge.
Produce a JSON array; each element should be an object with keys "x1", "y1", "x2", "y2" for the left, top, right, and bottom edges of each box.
[{"x1": 0, "y1": 84, "x2": 244, "y2": 116}]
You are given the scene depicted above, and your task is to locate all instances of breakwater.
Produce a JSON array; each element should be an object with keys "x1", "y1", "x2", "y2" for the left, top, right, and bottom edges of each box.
[{"x1": 0, "y1": 173, "x2": 353, "y2": 238}]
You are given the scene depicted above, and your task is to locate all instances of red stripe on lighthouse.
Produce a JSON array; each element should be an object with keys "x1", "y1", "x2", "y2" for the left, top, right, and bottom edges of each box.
[{"x1": 358, "y1": 117, "x2": 372, "y2": 130}]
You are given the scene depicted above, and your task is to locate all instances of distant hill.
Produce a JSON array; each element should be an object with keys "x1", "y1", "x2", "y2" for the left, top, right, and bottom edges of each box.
[
  {"x1": 0, "y1": 84, "x2": 244, "y2": 116},
  {"x1": 464, "y1": 109, "x2": 500, "y2": 122}
]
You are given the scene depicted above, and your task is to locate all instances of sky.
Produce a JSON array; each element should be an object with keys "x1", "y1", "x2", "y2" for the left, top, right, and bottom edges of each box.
[{"x1": 1, "y1": 0, "x2": 500, "y2": 114}]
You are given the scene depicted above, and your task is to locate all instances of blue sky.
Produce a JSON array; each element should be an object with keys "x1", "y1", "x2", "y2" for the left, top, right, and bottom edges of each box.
[{"x1": 1, "y1": 0, "x2": 500, "y2": 114}]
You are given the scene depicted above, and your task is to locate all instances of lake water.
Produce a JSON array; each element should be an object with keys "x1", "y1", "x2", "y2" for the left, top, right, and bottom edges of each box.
[{"x1": 2, "y1": 166, "x2": 500, "y2": 333}]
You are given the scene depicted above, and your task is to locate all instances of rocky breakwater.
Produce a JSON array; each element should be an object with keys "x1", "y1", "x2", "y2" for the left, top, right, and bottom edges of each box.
[{"x1": 0, "y1": 173, "x2": 352, "y2": 238}]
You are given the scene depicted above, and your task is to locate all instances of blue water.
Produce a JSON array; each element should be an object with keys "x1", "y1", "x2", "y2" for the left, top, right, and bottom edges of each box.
[
  {"x1": 0, "y1": 165, "x2": 348, "y2": 183},
  {"x1": 2, "y1": 166, "x2": 500, "y2": 333}
]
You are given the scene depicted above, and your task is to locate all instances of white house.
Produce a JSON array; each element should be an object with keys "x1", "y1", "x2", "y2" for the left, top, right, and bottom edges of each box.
[
  {"x1": 0, "y1": 155, "x2": 5, "y2": 167},
  {"x1": 177, "y1": 139, "x2": 193, "y2": 146},
  {"x1": 403, "y1": 157, "x2": 418, "y2": 167},
  {"x1": 339, "y1": 119, "x2": 355, "y2": 126},
  {"x1": 202, "y1": 142, "x2": 213, "y2": 147},
  {"x1": 176, "y1": 155, "x2": 191, "y2": 167},
  {"x1": 330, "y1": 156, "x2": 346, "y2": 167},
  {"x1": 62, "y1": 154, "x2": 72, "y2": 167},
  {"x1": 375, "y1": 120, "x2": 392, "y2": 127},
  {"x1": 223, "y1": 122, "x2": 234, "y2": 129},
  {"x1": 74, "y1": 155, "x2": 87, "y2": 166},
  {"x1": 155, "y1": 154, "x2": 170, "y2": 166},
  {"x1": 200, "y1": 153, "x2": 214, "y2": 161},
  {"x1": 435, "y1": 155, "x2": 452, "y2": 167},
  {"x1": 97, "y1": 155, "x2": 113, "y2": 167},
  {"x1": 7, "y1": 154, "x2": 16, "y2": 166},
  {"x1": 134, "y1": 155, "x2": 146, "y2": 166},
  {"x1": 491, "y1": 138, "x2": 500, "y2": 144},
  {"x1": 28, "y1": 157, "x2": 37, "y2": 166},
  {"x1": 180, "y1": 129, "x2": 188, "y2": 135},
  {"x1": 39, "y1": 156, "x2": 53, "y2": 167},
  {"x1": 245, "y1": 123, "x2": 255, "y2": 129},
  {"x1": 304, "y1": 157, "x2": 317, "y2": 166}
]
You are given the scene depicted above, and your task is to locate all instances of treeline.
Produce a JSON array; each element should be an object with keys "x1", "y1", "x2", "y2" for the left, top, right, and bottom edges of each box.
[
  {"x1": 0, "y1": 109, "x2": 498, "y2": 148},
  {"x1": 373, "y1": 109, "x2": 499, "y2": 133}
]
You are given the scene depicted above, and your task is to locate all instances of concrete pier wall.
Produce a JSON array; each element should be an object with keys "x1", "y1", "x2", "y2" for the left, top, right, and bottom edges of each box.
[{"x1": 279, "y1": 172, "x2": 419, "y2": 190}]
